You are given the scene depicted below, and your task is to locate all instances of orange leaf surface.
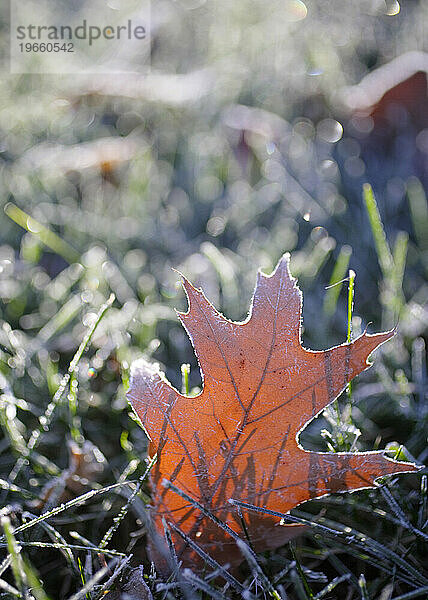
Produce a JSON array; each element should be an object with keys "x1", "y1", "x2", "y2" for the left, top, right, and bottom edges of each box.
[{"x1": 127, "y1": 254, "x2": 419, "y2": 568}]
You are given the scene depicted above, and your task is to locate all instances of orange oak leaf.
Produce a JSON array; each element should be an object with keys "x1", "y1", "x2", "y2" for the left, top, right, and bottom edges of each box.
[{"x1": 127, "y1": 254, "x2": 419, "y2": 568}]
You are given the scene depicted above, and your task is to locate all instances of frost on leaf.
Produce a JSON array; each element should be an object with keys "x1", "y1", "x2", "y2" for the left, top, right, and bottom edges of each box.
[{"x1": 127, "y1": 254, "x2": 419, "y2": 567}]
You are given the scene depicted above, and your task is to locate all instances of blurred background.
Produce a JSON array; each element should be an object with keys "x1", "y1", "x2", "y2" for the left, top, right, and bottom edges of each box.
[{"x1": 0, "y1": 0, "x2": 427, "y2": 596}]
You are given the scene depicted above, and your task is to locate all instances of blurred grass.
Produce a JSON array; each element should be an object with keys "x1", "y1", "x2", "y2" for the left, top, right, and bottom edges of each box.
[{"x1": 0, "y1": 0, "x2": 427, "y2": 597}]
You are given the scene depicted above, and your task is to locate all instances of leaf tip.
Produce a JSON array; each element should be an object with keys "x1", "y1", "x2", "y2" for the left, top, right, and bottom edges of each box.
[
  {"x1": 360, "y1": 327, "x2": 395, "y2": 362},
  {"x1": 346, "y1": 327, "x2": 396, "y2": 376},
  {"x1": 380, "y1": 455, "x2": 423, "y2": 477},
  {"x1": 177, "y1": 275, "x2": 202, "y2": 319},
  {"x1": 257, "y1": 252, "x2": 297, "y2": 286}
]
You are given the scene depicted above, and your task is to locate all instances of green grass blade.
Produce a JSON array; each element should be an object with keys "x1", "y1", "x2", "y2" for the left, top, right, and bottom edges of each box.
[
  {"x1": 323, "y1": 245, "x2": 352, "y2": 317},
  {"x1": 8, "y1": 293, "x2": 115, "y2": 483},
  {"x1": 181, "y1": 363, "x2": 190, "y2": 395},
  {"x1": 289, "y1": 542, "x2": 314, "y2": 600},
  {"x1": 358, "y1": 574, "x2": 370, "y2": 600},
  {"x1": 363, "y1": 183, "x2": 394, "y2": 279},
  {"x1": 99, "y1": 453, "x2": 156, "y2": 550},
  {"x1": 4, "y1": 202, "x2": 80, "y2": 264},
  {"x1": 407, "y1": 177, "x2": 428, "y2": 251},
  {"x1": 391, "y1": 586, "x2": 428, "y2": 600},
  {"x1": 0, "y1": 481, "x2": 135, "y2": 541},
  {"x1": 0, "y1": 514, "x2": 27, "y2": 596}
]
